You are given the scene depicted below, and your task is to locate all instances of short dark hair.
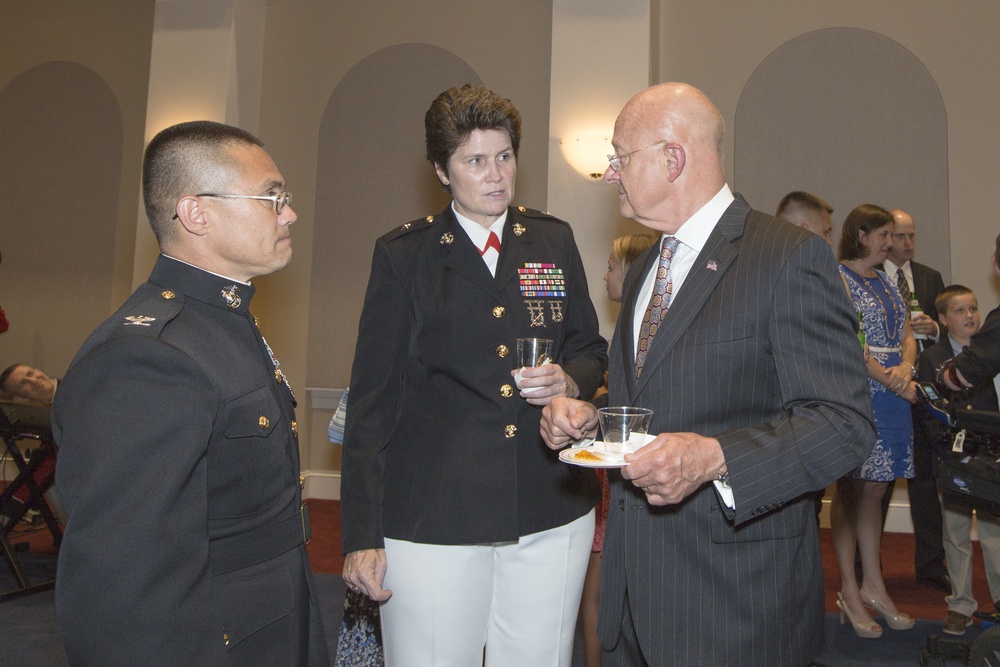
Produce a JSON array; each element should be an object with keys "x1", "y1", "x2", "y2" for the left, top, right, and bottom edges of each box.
[
  {"x1": 935, "y1": 284, "x2": 975, "y2": 316},
  {"x1": 0, "y1": 363, "x2": 23, "y2": 394},
  {"x1": 775, "y1": 191, "x2": 834, "y2": 219},
  {"x1": 142, "y1": 120, "x2": 263, "y2": 244},
  {"x1": 837, "y1": 204, "x2": 894, "y2": 262},
  {"x1": 424, "y1": 85, "x2": 521, "y2": 191}
]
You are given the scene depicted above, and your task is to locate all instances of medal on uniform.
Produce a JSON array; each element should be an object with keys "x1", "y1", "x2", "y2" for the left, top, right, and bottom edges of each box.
[{"x1": 519, "y1": 263, "x2": 566, "y2": 327}]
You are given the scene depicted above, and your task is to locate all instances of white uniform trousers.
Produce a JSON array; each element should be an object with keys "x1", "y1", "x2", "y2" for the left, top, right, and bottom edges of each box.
[
  {"x1": 941, "y1": 493, "x2": 1000, "y2": 615},
  {"x1": 380, "y1": 509, "x2": 594, "y2": 667}
]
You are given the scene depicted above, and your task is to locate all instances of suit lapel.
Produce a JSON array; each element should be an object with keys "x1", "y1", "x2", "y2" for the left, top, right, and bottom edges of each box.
[
  {"x1": 619, "y1": 244, "x2": 658, "y2": 402},
  {"x1": 632, "y1": 197, "x2": 750, "y2": 397}
]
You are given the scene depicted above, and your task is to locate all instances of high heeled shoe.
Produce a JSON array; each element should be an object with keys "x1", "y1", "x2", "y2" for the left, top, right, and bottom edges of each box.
[
  {"x1": 837, "y1": 593, "x2": 883, "y2": 638},
  {"x1": 862, "y1": 595, "x2": 915, "y2": 630}
]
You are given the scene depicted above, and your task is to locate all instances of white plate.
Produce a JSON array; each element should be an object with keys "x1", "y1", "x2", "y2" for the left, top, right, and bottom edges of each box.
[{"x1": 558, "y1": 433, "x2": 656, "y2": 468}]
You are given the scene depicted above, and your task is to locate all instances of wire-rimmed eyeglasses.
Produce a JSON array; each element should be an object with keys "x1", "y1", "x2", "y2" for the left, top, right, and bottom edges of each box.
[
  {"x1": 172, "y1": 191, "x2": 293, "y2": 219},
  {"x1": 607, "y1": 141, "x2": 667, "y2": 172}
]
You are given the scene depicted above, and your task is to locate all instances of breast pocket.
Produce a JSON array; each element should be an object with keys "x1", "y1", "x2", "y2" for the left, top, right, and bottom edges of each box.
[{"x1": 209, "y1": 385, "x2": 285, "y2": 518}]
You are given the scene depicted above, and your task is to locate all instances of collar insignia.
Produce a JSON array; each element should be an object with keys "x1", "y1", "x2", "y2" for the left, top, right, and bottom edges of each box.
[
  {"x1": 124, "y1": 315, "x2": 156, "y2": 327},
  {"x1": 512, "y1": 223, "x2": 526, "y2": 237},
  {"x1": 440, "y1": 232, "x2": 454, "y2": 245},
  {"x1": 221, "y1": 285, "x2": 242, "y2": 309}
]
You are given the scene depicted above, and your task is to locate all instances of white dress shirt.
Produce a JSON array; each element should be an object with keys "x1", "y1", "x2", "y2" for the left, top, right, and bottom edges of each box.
[
  {"x1": 630, "y1": 183, "x2": 736, "y2": 507},
  {"x1": 454, "y1": 204, "x2": 507, "y2": 277}
]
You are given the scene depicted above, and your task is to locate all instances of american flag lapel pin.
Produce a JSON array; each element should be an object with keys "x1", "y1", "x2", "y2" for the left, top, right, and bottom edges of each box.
[{"x1": 706, "y1": 260, "x2": 718, "y2": 272}]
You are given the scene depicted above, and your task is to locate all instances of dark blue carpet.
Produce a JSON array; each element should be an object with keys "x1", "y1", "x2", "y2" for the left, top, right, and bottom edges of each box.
[{"x1": 0, "y1": 559, "x2": 987, "y2": 665}]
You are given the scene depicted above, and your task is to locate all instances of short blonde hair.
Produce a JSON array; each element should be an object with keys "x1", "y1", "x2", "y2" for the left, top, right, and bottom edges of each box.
[{"x1": 612, "y1": 234, "x2": 659, "y2": 273}]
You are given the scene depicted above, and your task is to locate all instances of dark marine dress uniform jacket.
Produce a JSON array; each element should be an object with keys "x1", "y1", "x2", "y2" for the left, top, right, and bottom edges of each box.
[
  {"x1": 341, "y1": 205, "x2": 607, "y2": 554},
  {"x1": 52, "y1": 255, "x2": 328, "y2": 666}
]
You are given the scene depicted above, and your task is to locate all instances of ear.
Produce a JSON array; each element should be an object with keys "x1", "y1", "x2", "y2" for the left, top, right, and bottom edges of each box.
[
  {"x1": 993, "y1": 254, "x2": 1000, "y2": 277},
  {"x1": 433, "y1": 162, "x2": 450, "y2": 187},
  {"x1": 663, "y1": 143, "x2": 685, "y2": 183},
  {"x1": 174, "y1": 195, "x2": 210, "y2": 237}
]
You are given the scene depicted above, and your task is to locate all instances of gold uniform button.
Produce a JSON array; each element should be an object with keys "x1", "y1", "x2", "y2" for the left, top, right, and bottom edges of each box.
[
  {"x1": 493, "y1": 306, "x2": 505, "y2": 318},
  {"x1": 161, "y1": 290, "x2": 175, "y2": 300},
  {"x1": 504, "y1": 425, "x2": 517, "y2": 438},
  {"x1": 258, "y1": 416, "x2": 269, "y2": 429},
  {"x1": 275, "y1": 369, "x2": 283, "y2": 383},
  {"x1": 291, "y1": 420, "x2": 298, "y2": 436},
  {"x1": 500, "y1": 384, "x2": 514, "y2": 398},
  {"x1": 496, "y1": 344, "x2": 509, "y2": 357},
  {"x1": 223, "y1": 632, "x2": 229, "y2": 646}
]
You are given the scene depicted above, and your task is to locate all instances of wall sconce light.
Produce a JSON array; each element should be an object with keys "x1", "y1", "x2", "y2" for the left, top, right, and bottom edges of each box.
[{"x1": 560, "y1": 135, "x2": 613, "y2": 180}]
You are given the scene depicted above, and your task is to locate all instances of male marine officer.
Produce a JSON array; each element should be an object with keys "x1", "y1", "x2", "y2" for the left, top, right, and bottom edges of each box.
[{"x1": 52, "y1": 121, "x2": 328, "y2": 666}]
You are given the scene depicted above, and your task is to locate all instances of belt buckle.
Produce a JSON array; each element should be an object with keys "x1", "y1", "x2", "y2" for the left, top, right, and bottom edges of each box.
[{"x1": 300, "y1": 501, "x2": 312, "y2": 545}]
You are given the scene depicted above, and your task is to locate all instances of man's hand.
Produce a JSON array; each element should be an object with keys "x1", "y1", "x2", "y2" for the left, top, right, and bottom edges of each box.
[
  {"x1": 512, "y1": 364, "x2": 580, "y2": 406},
  {"x1": 343, "y1": 548, "x2": 392, "y2": 602},
  {"x1": 540, "y1": 396, "x2": 598, "y2": 449},
  {"x1": 910, "y1": 312, "x2": 938, "y2": 337},
  {"x1": 621, "y1": 432, "x2": 726, "y2": 506}
]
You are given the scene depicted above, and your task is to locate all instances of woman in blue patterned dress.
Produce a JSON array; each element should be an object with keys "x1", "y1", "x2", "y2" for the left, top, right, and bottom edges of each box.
[{"x1": 831, "y1": 204, "x2": 918, "y2": 638}]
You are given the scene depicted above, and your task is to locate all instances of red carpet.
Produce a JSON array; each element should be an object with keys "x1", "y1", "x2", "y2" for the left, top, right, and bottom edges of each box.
[{"x1": 11, "y1": 498, "x2": 994, "y2": 624}]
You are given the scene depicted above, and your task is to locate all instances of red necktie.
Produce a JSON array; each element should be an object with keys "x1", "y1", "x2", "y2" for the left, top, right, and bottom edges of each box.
[
  {"x1": 635, "y1": 237, "x2": 679, "y2": 378},
  {"x1": 479, "y1": 231, "x2": 501, "y2": 256}
]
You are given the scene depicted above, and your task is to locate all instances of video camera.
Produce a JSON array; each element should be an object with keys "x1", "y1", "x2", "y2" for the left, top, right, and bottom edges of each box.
[{"x1": 916, "y1": 381, "x2": 1000, "y2": 516}]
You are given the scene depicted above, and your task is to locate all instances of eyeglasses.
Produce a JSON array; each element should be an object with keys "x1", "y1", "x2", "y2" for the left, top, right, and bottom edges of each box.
[
  {"x1": 172, "y1": 191, "x2": 293, "y2": 219},
  {"x1": 607, "y1": 141, "x2": 667, "y2": 172}
]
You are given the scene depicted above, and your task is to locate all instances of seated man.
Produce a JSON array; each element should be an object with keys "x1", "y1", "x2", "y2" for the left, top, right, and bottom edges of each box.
[
  {"x1": 918, "y1": 284, "x2": 1000, "y2": 635},
  {"x1": 0, "y1": 364, "x2": 57, "y2": 404}
]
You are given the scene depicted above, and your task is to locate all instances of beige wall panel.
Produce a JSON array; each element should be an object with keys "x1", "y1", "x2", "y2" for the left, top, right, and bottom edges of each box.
[
  {"x1": 254, "y1": 0, "x2": 555, "y2": 462},
  {"x1": 1, "y1": 0, "x2": 155, "y2": 370},
  {"x1": 735, "y1": 28, "x2": 949, "y2": 279},
  {"x1": 0, "y1": 63, "x2": 123, "y2": 375},
  {"x1": 306, "y1": 44, "x2": 481, "y2": 386},
  {"x1": 657, "y1": 0, "x2": 1000, "y2": 304}
]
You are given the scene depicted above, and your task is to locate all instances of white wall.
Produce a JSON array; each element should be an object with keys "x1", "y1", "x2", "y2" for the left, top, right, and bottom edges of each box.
[{"x1": 548, "y1": 0, "x2": 653, "y2": 342}]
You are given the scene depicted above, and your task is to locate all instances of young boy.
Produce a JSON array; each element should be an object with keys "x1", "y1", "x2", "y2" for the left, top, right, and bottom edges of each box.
[{"x1": 918, "y1": 285, "x2": 1000, "y2": 635}]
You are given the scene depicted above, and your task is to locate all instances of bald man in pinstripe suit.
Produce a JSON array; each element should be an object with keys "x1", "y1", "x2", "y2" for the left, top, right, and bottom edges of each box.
[{"x1": 541, "y1": 83, "x2": 876, "y2": 666}]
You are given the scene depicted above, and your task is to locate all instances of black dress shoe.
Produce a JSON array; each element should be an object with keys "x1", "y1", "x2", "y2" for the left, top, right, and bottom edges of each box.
[{"x1": 917, "y1": 573, "x2": 952, "y2": 592}]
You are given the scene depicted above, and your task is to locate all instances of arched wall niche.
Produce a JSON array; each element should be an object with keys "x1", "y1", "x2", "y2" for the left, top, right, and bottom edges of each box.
[
  {"x1": 735, "y1": 27, "x2": 949, "y2": 279},
  {"x1": 306, "y1": 44, "x2": 482, "y2": 387},
  {"x1": 0, "y1": 61, "x2": 123, "y2": 374}
]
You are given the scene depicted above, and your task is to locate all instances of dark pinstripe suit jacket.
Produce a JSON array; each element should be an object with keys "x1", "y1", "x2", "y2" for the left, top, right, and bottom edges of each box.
[{"x1": 598, "y1": 195, "x2": 876, "y2": 666}]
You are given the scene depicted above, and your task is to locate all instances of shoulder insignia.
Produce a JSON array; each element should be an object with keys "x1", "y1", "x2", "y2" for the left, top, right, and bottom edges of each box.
[
  {"x1": 384, "y1": 215, "x2": 436, "y2": 243},
  {"x1": 514, "y1": 206, "x2": 569, "y2": 228},
  {"x1": 512, "y1": 223, "x2": 526, "y2": 237},
  {"x1": 110, "y1": 293, "x2": 183, "y2": 340}
]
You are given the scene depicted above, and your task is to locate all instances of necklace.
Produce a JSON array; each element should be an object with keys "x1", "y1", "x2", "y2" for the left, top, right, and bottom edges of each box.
[{"x1": 856, "y1": 272, "x2": 900, "y2": 341}]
